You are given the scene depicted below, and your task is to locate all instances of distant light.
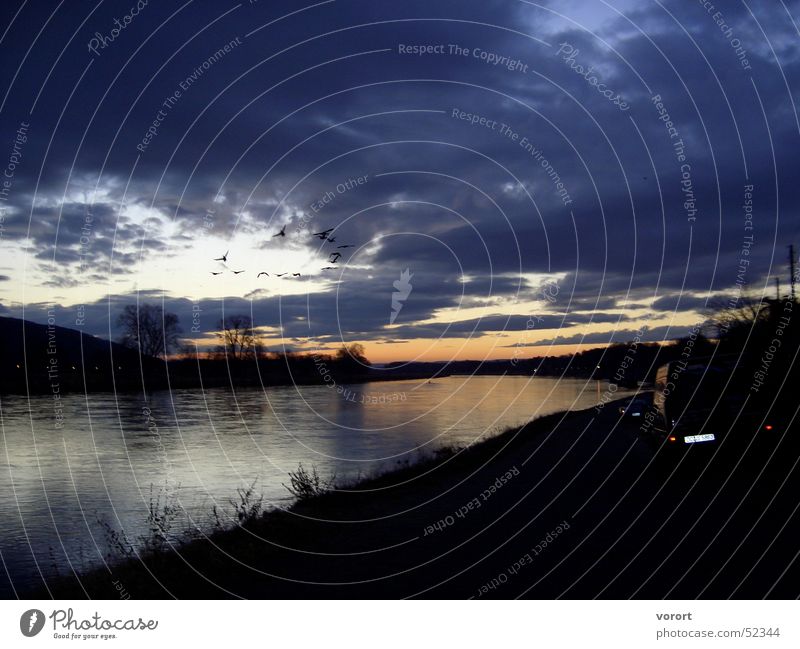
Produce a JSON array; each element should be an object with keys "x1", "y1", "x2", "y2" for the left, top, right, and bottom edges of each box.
[
  {"x1": 668, "y1": 436, "x2": 677, "y2": 442},
  {"x1": 765, "y1": 424, "x2": 773, "y2": 431},
  {"x1": 16, "y1": 364, "x2": 20, "y2": 369}
]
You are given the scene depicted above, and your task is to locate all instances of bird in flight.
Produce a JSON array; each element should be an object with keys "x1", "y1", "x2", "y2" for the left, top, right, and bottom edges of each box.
[
  {"x1": 337, "y1": 244, "x2": 355, "y2": 249},
  {"x1": 312, "y1": 228, "x2": 334, "y2": 239},
  {"x1": 321, "y1": 266, "x2": 336, "y2": 270},
  {"x1": 273, "y1": 225, "x2": 286, "y2": 237},
  {"x1": 210, "y1": 271, "x2": 223, "y2": 275},
  {"x1": 232, "y1": 269, "x2": 245, "y2": 274},
  {"x1": 257, "y1": 272, "x2": 269, "y2": 278},
  {"x1": 213, "y1": 250, "x2": 229, "y2": 262},
  {"x1": 327, "y1": 237, "x2": 337, "y2": 244},
  {"x1": 328, "y1": 252, "x2": 342, "y2": 263},
  {"x1": 292, "y1": 273, "x2": 301, "y2": 277},
  {"x1": 275, "y1": 272, "x2": 287, "y2": 277}
]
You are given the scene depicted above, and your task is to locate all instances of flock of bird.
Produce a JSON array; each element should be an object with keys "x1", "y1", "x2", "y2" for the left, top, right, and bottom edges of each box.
[{"x1": 210, "y1": 225, "x2": 357, "y2": 279}]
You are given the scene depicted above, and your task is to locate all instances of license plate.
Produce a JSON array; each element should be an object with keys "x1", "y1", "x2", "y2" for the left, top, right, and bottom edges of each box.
[{"x1": 684, "y1": 433, "x2": 715, "y2": 444}]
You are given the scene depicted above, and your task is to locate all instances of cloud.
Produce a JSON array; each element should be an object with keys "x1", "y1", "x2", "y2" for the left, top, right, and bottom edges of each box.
[
  {"x1": 650, "y1": 293, "x2": 717, "y2": 312},
  {"x1": 0, "y1": 0, "x2": 796, "y2": 358}
]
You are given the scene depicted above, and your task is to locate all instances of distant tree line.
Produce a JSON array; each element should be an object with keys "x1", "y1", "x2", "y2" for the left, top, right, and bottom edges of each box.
[
  {"x1": 107, "y1": 297, "x2": 800, "y2": 394},
  {"x1": 5, "y1": 296, "x2": 799, "y2": 395},
  {"x1": 112, "y1": 304, "x2": 374, "y2": 387}
]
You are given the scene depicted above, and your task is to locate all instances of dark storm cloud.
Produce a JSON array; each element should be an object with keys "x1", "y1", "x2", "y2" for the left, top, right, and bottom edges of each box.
[
  {"x1": 530, "y1": 324, "x2": 695, "y2": 347},
  {"x1": 1, "y1": 0, "x2": 798, "y2": 350},
  {"x1": 1, "y1": 202, "x2": 115, "y2": 244},
  {"x1": 650, "y1": 293, "x2": 724, "y2": 313},
  {"x1": 376, "y1": 310, "x2": 631, "y2": 343}
]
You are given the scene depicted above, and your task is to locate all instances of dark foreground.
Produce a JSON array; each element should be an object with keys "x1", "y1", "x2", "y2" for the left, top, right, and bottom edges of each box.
[{"x1": 28, "y1": 396, "x2": 800, "y2": 599}]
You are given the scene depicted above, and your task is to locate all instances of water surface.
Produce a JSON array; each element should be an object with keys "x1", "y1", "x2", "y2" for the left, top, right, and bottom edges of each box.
[{"x1": 0, "y1": 375, "x2": 629, "y2": 595}]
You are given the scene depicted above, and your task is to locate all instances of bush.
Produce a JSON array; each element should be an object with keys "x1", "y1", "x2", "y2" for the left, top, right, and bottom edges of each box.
[
  {"x1": 283, "y1": 463, "x2": 334, "y2": 501},
  {"x1": 144, "y1": 485, "x2": 180, "y2": 552},
  {"x1": 229, "y1": 480, "x2": 264, "y2": 524}
]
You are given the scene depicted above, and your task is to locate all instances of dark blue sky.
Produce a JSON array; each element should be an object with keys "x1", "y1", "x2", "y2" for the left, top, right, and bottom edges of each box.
[{"x1": 0, "y1": 0, "x2": 798, "y2": 361}]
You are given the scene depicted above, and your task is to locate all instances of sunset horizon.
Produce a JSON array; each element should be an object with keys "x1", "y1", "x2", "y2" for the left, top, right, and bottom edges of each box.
[{"x1": 2, "y1": 0, "x2": 799, "y2": 632}]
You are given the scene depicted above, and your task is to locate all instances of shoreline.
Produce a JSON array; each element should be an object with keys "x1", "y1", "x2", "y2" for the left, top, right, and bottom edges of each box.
[
  {"x1": 1, "y1": 370, "x2": 621, "y2": 397},
  {"x1": 0, "y1": 367, "x2": 449, "y2": 397},
  {"x1": 16, "y1": 390, "x2": 800, "y2": 599},
  {"x1": 26, "y1": 397, "x2": 643, "y2": 599}
]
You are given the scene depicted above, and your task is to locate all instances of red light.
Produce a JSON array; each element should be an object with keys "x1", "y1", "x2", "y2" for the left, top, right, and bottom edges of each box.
[{"x1": 765, "y1": 425, "x2": 773, "y2": 431}]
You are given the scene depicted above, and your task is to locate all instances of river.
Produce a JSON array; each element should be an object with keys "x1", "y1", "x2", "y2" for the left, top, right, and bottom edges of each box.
[{"x1": 0, "y1": 375, "x2": 631, "y2": 595}]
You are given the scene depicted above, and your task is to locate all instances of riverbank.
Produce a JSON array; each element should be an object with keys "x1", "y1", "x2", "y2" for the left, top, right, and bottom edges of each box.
[
  {"x1": 26, "y1": 394, "x2": 800, "y2": 599},
  {"x1": 0, "y1": 353, "x2": 446, "y2": 396}
]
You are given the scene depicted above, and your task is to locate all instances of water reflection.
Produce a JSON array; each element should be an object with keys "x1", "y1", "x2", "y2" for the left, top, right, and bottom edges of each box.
[{"x1": 0, "y1": 376, "x2": 629, "y2": 594}]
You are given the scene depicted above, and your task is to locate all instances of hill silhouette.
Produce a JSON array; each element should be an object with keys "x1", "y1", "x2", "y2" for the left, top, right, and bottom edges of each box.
[{"x1": 0, "y1": 316, "x2": 163, "y2": 394}]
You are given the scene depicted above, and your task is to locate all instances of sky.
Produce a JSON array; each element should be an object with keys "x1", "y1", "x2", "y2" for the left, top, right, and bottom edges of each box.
[{"x1": 0, "y1": 0, "x2": 798, "y2": 363}]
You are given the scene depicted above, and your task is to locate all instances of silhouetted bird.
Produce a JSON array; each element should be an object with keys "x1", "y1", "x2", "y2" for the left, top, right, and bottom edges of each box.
[
  {"x1": 321, "y1": 266, "x2": 336, "y2": 270},
  {"x1": 213, "y1": 250, "x2": 229, "y2": 262},
  {"x1": 327, "y1": 237, "x2": 337, "y2": 244},
  {"x1": 312, "y1": 228, "x2": 333, "y2": 239},
  {"x1": 337, "y1": 244, "x2": 355, "y2": 249},
  {"x1": 292, "y1": 273, "x2": 301, "y2": 277},
  {"x1": 275, "y1": 272, "x2": 287, "y2": 277},
  {"x1": 329, "y1": 252, "x2": 342, "y2": 263},
  {"x1": 273, "y1": 225, "x2": 286, "y2": 237},
  {"x1": 232, "y1": 270, "x2": 245, "y2": 274},
  {"x1": 211, "y1": 271, "x2": 223, "y2": 275},
  {"x1": 257, "y1": 272, "x2": 269, "y2": 277}
]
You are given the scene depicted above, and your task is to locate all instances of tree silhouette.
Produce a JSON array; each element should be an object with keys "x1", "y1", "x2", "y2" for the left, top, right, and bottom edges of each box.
[
  {"x1": 704, "y1": 295, "x2": 767, "y2": 339},
  {"x1": 117, "y1": 304, "x2": 182, "y2": 358},
  {"x1": 334, "y1": 343, "x2": 370, "y2": 373},
  {"x1": 216, "y1": 315, "x2": 259, "y2": 361}
]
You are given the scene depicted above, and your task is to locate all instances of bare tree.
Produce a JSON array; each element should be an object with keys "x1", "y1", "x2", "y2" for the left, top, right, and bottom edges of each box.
[
  {"x1": 118, "y1": 304, "x2": 182, "y2": 358},
  {"x1": 704, "y1": 295, "x2": 767, "y2": 338},
  {"x1": 216, "y1": 315, "x2": 258, "y2": 361}
]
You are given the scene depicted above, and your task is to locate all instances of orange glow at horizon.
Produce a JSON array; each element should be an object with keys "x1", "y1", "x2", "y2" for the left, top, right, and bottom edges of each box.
[
  {"x1": 353, "y1": 338, "x2": 623, "y2": 364},
  {"x1": 185, "y1": 309, "x2": 698, "y2": 363},
  {"x1": 186, "y1": 335, "x2": 659, "y2": 364}
]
